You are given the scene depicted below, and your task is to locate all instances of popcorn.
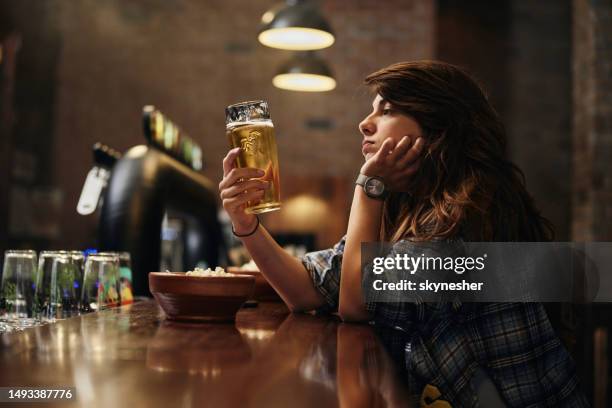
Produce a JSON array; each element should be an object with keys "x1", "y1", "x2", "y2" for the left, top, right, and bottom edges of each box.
[
  {"x1": 186, "y1": 266, "x2": 234, "y2": 277},
  {"x1": 239, "y1": 260, "x2": 259, "y2": 271}
]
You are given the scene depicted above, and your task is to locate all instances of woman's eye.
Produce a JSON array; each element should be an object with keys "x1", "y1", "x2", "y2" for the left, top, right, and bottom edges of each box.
[{"x1": 382, "y1": 108, "x2": 392, "y2": 115}]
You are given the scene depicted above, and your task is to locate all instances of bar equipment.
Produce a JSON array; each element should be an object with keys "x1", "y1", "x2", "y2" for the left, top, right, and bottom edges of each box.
[{"x1": 82, "y1": 107, "x2": 228, "y2": 296}]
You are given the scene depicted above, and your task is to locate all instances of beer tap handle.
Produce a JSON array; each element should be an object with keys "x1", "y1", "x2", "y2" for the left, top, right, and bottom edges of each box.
[
  {"x1": 77, "y1": 143, "x2": 122, "y2": 216},
  {"x1": 93, "y1": 142, "x2": 122, "y2": 168}
]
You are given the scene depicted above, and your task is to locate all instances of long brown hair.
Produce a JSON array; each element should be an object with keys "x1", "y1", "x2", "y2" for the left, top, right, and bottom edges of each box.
[{"x1": 365, "y1": 61, "x2": 553, "y2": 242}]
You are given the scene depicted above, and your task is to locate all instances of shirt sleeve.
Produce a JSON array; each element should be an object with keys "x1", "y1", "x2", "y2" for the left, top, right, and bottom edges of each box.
[
  {"x1": 362, "y1": 239, "x2": 464, "y2": 330},
  {"x1": 300, "y1": 235, "x2": 346, "y2": 313}
]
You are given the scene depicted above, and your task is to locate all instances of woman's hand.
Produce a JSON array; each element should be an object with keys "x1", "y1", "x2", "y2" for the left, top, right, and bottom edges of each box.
[
  {"x1": 360, "y1": 136, "x2": 424, "y2": 192},
  {"x1": 219, "y1": 147, "x2": 270, "y2": 234}
]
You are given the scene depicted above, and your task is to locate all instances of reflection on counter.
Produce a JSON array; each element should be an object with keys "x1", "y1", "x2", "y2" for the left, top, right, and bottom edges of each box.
[
  {"x1": 235, "y1": 301, "x2": 288, "y2": 354},
  {"x1": 337, "y1": 324, "x2": 411, "y2": 408},
  {"x1": 146, "y1": 321, "x2": 251, "y2": 375},
  {"x1": 0, "y1": 299, "x2": 536, "y2": 407}
]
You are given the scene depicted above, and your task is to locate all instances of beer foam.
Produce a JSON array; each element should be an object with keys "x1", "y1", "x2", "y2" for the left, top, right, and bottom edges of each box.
[{"x1": 226, "y1": 120, "x2": 274, "y2": 129}]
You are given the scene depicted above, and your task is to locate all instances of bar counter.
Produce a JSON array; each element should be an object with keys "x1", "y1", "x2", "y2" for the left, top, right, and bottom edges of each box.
[{"x1": 0, "y1": 300, "x2": 414, "y2": 407}]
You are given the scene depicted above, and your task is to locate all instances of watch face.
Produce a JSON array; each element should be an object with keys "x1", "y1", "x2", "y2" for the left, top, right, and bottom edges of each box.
[{"x1": 365, "y1": 177, "x2": 384, "y2": 196}]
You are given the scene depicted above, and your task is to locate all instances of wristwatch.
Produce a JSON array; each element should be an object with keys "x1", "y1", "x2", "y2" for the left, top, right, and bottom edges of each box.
[{"x1": 356, "y1": 174, "x2": 388, "y2": 200}]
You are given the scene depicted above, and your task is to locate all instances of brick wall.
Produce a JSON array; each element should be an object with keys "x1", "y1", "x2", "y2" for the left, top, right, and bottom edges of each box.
[
  {"x1": 507, "y1": 0, "x2": 572, "y2": 240},
  {"x1": 6, "y1": 1, "x2": 587, "y2": 250},
  {"x1": 49, "y1": 0, "x2": 435, "y2": 249},
  {"x1": 572, "y1": 0, "x2": 612, "y2": 241},
  {"x1": 438, "y1": 0, "x2": 573, "y2": 240},
  {"x1": 437, "y1": 0, "x2": 511, "y2": 120},
  {"x1": 0, "y1": 0, "x2": 61, "y2": 255},
  {"x1": 572, "y1": 5, "x2": 612, "y2": 401}
]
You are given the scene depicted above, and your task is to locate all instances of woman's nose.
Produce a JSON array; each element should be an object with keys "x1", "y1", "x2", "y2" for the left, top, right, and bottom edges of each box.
[{"x1": 359, "y1": 117, "x2": 375, "y2": 136}]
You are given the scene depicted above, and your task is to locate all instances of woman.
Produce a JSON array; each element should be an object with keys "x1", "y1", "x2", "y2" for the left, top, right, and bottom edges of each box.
[{"x1": 218, "y1": 61, "x2": 587, "y2": 406}]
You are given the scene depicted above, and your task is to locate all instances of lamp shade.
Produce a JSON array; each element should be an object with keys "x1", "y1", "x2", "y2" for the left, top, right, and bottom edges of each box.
[
  {"x1": 273, "y1": 52, "x2": 336, "y2": 92},
  {"x1": 258, "y1": 0, "x2": 335, "y2": 51}
]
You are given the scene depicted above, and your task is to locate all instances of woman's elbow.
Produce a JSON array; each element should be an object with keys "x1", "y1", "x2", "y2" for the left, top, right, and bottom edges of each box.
[
  {"x1": 338, "y1": 304, "x2": 371, "y2": 323},
  {"x1": 286, "y1": 302, "x2": 308, "y2": 313},
  {"x1": 284, "y1": 295, "x2": 324, "y2": 314},
  {"x1": 279, "y1": 295, "x2": 306, "y2": 313}
]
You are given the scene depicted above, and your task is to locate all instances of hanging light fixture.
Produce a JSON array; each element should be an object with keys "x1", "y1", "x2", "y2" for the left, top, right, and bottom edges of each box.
[
  {"x1": 273, "y1": 52, "x2": 336, "y2": 92},
  {"x1": 258, "y1": 0, "x2": 335, "y2": 51}
]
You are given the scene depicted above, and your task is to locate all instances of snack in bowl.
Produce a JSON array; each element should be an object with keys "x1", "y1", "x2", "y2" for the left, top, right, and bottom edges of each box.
[
  {"x1": 227, "y1": 261, "x2": 281, "y2": 302},
  {"x1": 186, "y1": 266, "x2": 234, "y2": 277},
  {"x1": 238, "y1": 260, "x2": 258, "y2": 271},
  {"x1": 149, "y1": 268, "x2": 255, "y2": 322}
]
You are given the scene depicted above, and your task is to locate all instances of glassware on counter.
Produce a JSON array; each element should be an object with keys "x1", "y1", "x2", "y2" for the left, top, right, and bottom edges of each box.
[
  {"x1": 0, "y1": 250, "x2": 38, "y2": 327},
  {"x1": 81, "y1": 253, "x2": 121, "y2": 312},
  {"x1": 225, "y1": 100, "x2": 281, "y2": 214},
  {"x1": 0, "y1": 249, "x2": 130, "y2": 332},
  {"x1": 36, "y1": 251, "x2": 81, "y2": 321},
  {"x1": 97, "y1": 252, "x2": 133, "y2": 305}
]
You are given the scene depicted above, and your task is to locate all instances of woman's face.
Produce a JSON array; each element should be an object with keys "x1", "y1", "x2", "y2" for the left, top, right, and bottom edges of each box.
[{"x1": 359, "y1": 94, "x2": 423, "y2": 161}]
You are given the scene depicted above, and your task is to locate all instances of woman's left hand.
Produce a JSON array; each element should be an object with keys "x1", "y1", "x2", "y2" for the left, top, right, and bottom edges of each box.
[{"x1": 360, "y1": 136, "x2": 424, "y2": 192}]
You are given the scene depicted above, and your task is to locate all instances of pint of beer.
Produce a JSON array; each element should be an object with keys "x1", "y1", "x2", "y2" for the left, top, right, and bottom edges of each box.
[{"x1": 225, "y1": 100, "x2": 281, "y2": 214}]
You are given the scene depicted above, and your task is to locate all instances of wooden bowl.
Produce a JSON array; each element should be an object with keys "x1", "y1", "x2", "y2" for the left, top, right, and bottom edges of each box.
[
  {"x1": 226, "y1": 267, "x2": 282, "y2": 301},
  {"x1": 149, "y1": 272, "x2": 255, "y2": 322}
]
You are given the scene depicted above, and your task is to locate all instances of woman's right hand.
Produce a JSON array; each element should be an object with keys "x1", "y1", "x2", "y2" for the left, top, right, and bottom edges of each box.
[{"x1": 219, "y1": 147, "x2": 270, "y2": 235}]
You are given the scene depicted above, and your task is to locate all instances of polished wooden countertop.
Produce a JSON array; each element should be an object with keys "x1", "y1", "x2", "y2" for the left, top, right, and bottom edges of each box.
[{"x1": 0, "y1": 300, "x2": 414, "y2": 408}]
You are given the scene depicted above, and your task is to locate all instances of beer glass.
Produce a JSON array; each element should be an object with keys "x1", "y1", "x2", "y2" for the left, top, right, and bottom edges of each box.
[
  {"x1": 1, "y1": 250, "x2": 38, "y2": 324},
  {"x1": 225, "y1": 100, "x2": 281, "y2": 214}
]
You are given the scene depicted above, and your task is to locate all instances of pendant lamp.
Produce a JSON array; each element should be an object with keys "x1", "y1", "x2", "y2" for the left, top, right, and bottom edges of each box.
[
  {"x1": 258, "y1": 0, "x2": 335, "y2": 51},
  {"x1": 272, "y1": 52, "x2": 336, "y2": 92}
]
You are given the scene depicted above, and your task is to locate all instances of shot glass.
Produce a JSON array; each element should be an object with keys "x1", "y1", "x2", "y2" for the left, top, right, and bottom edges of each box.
[
  {"x1": 81, "y1": 253, "x2": 121, "y2": 312},
  {"x1": 1, "y1": 250, "x2": 38, "y2": 325},
  {"x1": 68, "y1": 251, "x2": 85, "y2": 307},
  {"x1": 118, "y1": 252, "x2": 134, "y2": 305},
  {"x1": 36, "y1": 251, "x2": 81, "y2": 321},
  {"x1": 97, "y1": 252, "x2": 134, "y2": 305}
]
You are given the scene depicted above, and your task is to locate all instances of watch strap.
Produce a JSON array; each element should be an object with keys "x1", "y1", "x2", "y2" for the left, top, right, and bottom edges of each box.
[{"x1": 355, "y1": 173, "x2": 368, "y2": 187}]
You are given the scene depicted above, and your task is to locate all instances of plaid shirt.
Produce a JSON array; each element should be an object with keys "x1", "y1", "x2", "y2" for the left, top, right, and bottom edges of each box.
[{"x1": 301, "y1": 235, "x2": 590, "y2": 407}]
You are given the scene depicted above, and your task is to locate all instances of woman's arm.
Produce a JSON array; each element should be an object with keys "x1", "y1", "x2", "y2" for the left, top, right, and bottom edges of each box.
[
  {"x1": 339, "y1": 136, "x2": 424, "y2": 322},
  {"x1": 338, "y1": 187, "x2": 383, "y2": 321},
  {"x1": 220, "y1": 147, "x2": 325, "y2": 312},
  {"x1": 236, "y1": 223, "x2": 326, "y2": 312}
]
